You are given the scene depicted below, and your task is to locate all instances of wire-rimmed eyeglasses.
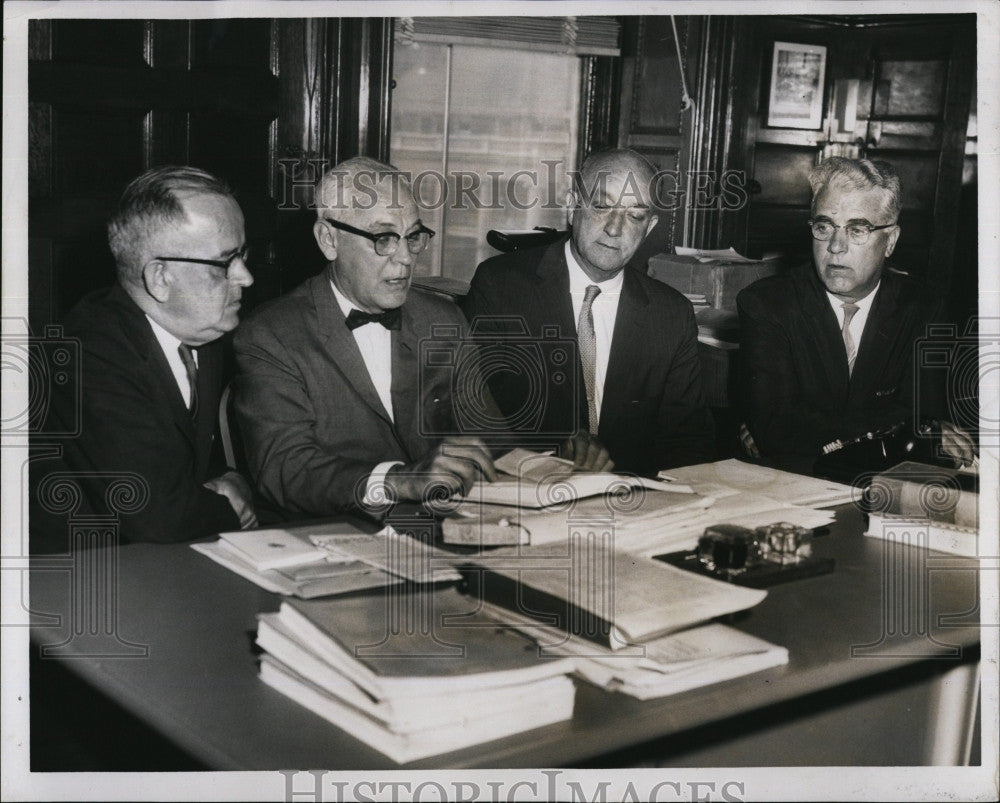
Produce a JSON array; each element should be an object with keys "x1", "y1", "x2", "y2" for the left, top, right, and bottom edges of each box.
[
  {"x1": 807, "y1": 219, "x2": 896, "y2": 246},
  {"x1": 323, "y1": 218, "x2": 435, "y2": 257}
]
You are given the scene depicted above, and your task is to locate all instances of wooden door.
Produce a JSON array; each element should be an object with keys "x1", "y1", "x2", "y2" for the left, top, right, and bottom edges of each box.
[{"x1": 27, "y1": 16, "x2": 393, "y2": 334}]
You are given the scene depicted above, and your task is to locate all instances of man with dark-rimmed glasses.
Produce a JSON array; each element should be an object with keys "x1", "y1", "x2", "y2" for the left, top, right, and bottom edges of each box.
[
  {"x1": 234, "y1": 156, "x2": 499, "y2": 517},
  {"x1": 30, "y1": 165, "x2": 257, "y2": 551},
  {"x1": 737, "y1": 156, "x2": 976, "y2": 474}
]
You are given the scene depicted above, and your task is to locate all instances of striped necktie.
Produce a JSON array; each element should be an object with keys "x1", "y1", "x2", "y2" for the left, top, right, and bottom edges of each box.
[
  {"x1": 841, "y1": 302, "x2": 859, "y2": 376},
  {"x1": 578, "y1": 284, "x2": 601, "y2": 435},
  {"x1": 178, "y1": 344, "x2": 199, "y2": 417}
]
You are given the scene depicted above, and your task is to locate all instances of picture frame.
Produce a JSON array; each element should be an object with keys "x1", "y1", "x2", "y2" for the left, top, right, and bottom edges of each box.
[{"x1": 767, "y1": 41, "x2": 827, "y2": 129}]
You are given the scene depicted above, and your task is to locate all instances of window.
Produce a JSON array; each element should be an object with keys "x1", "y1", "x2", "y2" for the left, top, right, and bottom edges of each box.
[
  {"x1": 391, "y1": 43, "x2": 580, "y2": 281},
  {"x1": 389, "y1": 16, "x2": 619, "y2": 282}
]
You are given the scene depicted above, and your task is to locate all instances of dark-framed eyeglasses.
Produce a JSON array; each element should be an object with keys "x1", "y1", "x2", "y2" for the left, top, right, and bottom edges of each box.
[
  {"x1": 155, "y1": 244, "x2": 251, "y2": 276},
  {"x1": 807, "y1": 219, "x2": 896, "y2": 246},
  {"x1": 323, "y1": 218, "x2": 435, "y2": 257}
]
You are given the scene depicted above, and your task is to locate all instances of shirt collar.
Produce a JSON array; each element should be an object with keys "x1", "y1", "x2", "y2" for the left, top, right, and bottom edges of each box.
[
  {"x1": 825, "y1": 280, "x2": 881, "y2": 315},
  {"x1": 564, "y1": 241, "x2": 625, "y2": 295},
  {"x1": 145, "y1": 313, "x2": 186, "y2": 355},
  {"x1": 329, "y1": 277, "x2": 360, "y2": 319}
]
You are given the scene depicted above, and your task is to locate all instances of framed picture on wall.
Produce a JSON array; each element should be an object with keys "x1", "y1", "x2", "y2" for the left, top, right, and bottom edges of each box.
[{"x1": 767, "y1": 41, "x2": 827, "y2": 129}]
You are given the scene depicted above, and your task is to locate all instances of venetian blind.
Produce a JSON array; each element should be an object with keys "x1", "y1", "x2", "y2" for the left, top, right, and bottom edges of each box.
[{"x1": 394, "y1": 16, "x2": 620, "y2": 56}]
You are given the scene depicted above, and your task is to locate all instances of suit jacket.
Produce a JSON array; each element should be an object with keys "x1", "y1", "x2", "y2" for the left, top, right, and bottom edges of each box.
[
  {"x1": 736, "y1": 263, "x2": 944, "y2": 470},
  {"x1": 30, "y1": 284, "x2": 239, "y2": 551},
  {"x1": 461, "y1": 238, "x2": 715, "y2": 475},
  {"x1": 234, "y1": 271, "x2": 497, "y2": 517}
]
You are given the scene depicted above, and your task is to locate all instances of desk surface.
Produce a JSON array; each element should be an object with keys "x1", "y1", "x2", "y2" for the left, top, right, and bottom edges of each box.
[{"x1": 28, "y1": 504, "x2": 981, "y2": 769}]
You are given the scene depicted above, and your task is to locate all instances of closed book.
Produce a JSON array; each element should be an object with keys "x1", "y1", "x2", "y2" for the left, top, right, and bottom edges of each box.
[
  {"x1": 461, "y1": 542, "x2": 767, "y2": 650},
  {"x1": 276, "y1": 585, "x2": 575, "y2": 700},
  {"x1": 218, "y1": 528, "x2": 328, "y2": 571},
  {"x1": 259, "y1": 655, "x2": 575, "y2": 763},
  {"x1": 865, "y1": 513, "x2": 979, "y2": 558},
  {"x1": 869, "y1": 461, "x2": 978, "y2": 528},
  {"x1": 256, "y1": 613, "x2": 564, "y2": 732}
]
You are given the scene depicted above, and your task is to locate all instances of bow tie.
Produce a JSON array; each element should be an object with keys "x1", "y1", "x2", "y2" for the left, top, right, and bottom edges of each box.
[{"x1": 345, "y1": 307, "x2": 402, "y2": 331}]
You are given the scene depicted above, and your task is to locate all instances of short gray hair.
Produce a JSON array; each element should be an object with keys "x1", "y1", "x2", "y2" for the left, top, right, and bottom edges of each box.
[
  {"x1": 107, "y1": 165, "x2": 233, "y2": 284},
  {"x1": 808, "y1": 157, "x2": 902, "y2": 222},
  {"x1": 315, "y1": 156, "x2": 410, "y2": 221}
]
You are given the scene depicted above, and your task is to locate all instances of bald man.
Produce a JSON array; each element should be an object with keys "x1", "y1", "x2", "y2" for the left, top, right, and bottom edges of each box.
[
  {"x1": 462, "y1": 148, "x2": 715, "y2": 476},
  {"x1": 234, "y1": 157, "x2": 498, "y2": 517}
]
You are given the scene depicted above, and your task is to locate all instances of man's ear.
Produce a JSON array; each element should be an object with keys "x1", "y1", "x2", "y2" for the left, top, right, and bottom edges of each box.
[
  {"x1": 885, "y1": 224, "x2": 901, "y2": 258},
  {"x1": 313, "y1": 218, "x2": 338, "y2": 261},
  {"x1": 142, "y1": 259, "x2": 171, "y2": 303},
  {"x1": 645, "y1": 213, "x2": 659, "y2": 238}
]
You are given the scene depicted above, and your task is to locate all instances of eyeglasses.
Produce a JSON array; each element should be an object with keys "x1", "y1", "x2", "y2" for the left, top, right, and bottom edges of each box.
[
  {"x1": 808, "y1": 219, "x2": 896, "y2": 246},
  {"x1": 155, "y1": 244, "x2": 251, "y2": 276},
  {"x1": 323, "y1": 218, "x2": 435, "y2": 257}
]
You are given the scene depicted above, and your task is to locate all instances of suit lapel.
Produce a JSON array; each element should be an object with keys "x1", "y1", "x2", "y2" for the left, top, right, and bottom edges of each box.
[
  {"x1": 850, "y1": 274, "x2": 899, "y2": 400},
  {"x1": 534, "y1": 242, "x2": 588, "y2": 429},
  {"x1": 390, "y1": 310, "x2": 420, "y2": 461},
  {"x1": 797, "y1": 267, "x2": 851, "y2": 404},
  {"x1": 601, "y1": 269, "x2": 647, "y2": 429},
  {"x1": 533, "y1": 241, "x2": 577, "y2": 340},
  {"x1": 111, "y1": 286, "x2": 197, "y2": 448},
  {"x1": 310, "y1": 273, "x2": 394, "y2": 427}
]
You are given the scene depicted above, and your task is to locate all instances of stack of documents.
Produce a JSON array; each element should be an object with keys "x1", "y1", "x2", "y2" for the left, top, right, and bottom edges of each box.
[
  {"x1": 256, "y1": 586, "x2": 576, "y2": 763},
  {"x1": 193, "y1": 522, "x2": 460, "y2": 598},
  {"x1": 462, "y1": 542, "x2": 786, "y2": 700},
  {"x1": 488, "y1": 600, "x2": 788, "y2": 700}
]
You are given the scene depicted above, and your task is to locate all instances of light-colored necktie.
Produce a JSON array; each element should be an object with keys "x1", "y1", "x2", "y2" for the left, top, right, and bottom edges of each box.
[
  {"x1": 178, "y1": 344, "x2": 199, "y2": 416},
  {"x1": 578, "y1": 284, "x2": 601, "y2": 435},
  {"x1": 841, "y1": 302, "x2": 859, "y2": 376}
]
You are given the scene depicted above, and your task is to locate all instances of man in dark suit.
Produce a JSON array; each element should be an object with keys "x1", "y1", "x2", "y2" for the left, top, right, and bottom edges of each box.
[
  {"x1": 737, "y1": 157, "x2": 975, "y2": 473},
  {"x1": 31, "y1": 166, "x2": 257, "y2": 551},
  {"x1": 234, "y1": 157, "x2": 497, "y2": 517},
  {"x1": 461, "y1": 148, "x2": 715, "y2": 476}
]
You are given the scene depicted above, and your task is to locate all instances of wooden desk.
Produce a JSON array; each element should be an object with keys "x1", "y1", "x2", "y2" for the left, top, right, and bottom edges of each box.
[{"x1": 27, "y1": 504, "x2": 982, "y2": 770}]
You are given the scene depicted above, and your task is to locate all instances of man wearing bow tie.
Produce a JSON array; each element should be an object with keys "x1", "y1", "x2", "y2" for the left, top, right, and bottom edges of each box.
[{"x1": 234, "y1": 157, "x2": 497, "y2": 517}]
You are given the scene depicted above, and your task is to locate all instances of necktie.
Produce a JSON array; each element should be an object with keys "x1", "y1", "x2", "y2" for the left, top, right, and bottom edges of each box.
[
  {"x1": 345, "y1": 307, "x2": 402, "y2": 331},
  {"x1": 177, "y1": 344, "x2": 198, "y2": 417},
  {"x1": 578, "y1": 284, "x2": 601, "y2": 435},
  {"x1": 841, "y1": 302, "x2": 860, "y2": 376}
]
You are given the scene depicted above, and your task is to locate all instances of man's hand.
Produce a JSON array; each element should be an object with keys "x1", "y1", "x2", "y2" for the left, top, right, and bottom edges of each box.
[
  {"x1": 558, "y1": 431, "x2": 615, "y2": 473},
  {"x1": 940, "y1": 420, "x2": 977, "y2": 467},
  {"x1": 382, "y1": 437, "x2": 497, "y2": 501},
  {"x1": 204, "y1": 470, "x2": 258, "y2": 529}
]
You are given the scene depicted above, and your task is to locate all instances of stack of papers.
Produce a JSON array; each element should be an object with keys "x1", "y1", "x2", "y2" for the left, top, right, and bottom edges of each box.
[
  {"x1": 256, "y1": 586, "x2": 576, "y2": 763},
  {"x1": 463, "y1": 542, "x2": 768, "y2": 650},
  {"x1": 674, "y1": 246, "x2": 769, "y2": 264},
  {"x1": 658, "y1": 459, "x2": 855, "y2": 507},
  {"x1": 488, "y1": 599, "x2": 787, "y2": 700},
  {"x1": 193, "y1": 522, "x2": 460, "y2": 597}
]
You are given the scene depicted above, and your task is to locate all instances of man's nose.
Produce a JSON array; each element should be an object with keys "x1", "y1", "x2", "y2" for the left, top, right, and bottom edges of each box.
[
  {"x1": 230, "y1": 258, "x2": 254, "y2": 287},
  {"x1": 604, "y1": 209, "x2": 625, "y2": 237},
  {"x1": 826, "y1": 227, "x2": 849, "y2": 254},
  {"x1": 391, "y1": 241, "x2": 415, "y2": 266}
]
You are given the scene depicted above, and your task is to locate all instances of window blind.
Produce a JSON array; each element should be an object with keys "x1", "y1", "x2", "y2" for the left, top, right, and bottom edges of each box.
[{"x1": 394, "y1": 16, "x2": 620, "y2": 56}]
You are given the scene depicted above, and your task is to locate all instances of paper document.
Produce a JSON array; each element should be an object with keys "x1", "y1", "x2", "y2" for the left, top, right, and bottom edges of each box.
[
  {"x1": 466, "y1": 542, "x2": 767, "y2": 650},
  {"x1": 658, "y1": 459, "x2": 855, "y2": 508},
  {"x1": 460, "y1": 448, "x2": 692, "y2": 509},
  {"x1": 309, "y1": 525, "x2": 461, "y2": 584},
  {"x1": 674, "y1": 246, "x2": 765, "y2": 264}
]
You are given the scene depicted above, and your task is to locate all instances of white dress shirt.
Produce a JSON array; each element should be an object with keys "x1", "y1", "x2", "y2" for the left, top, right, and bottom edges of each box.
[
  {"x1": 146, "y1": 314, "x2": 196, "y2": 408},
  {"x1": 825, "y1": 281, "x2": 880, "y2": 367},
  {"x1": 329, "y1": 279, "x2": 401, "y2": 504},
  {"x1": 565, "y1": 241, "x2": 624, "y2": 420}
]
